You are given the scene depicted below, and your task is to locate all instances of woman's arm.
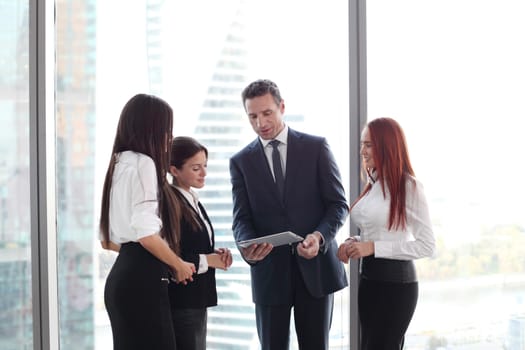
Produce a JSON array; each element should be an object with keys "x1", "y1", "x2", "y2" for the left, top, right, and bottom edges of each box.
[
  {"x1": 139, "y1": 233, "x2": 196, "y2": 283},
  {"x1": 100, "y1": 240, "x2": 121, "y2": 252}
]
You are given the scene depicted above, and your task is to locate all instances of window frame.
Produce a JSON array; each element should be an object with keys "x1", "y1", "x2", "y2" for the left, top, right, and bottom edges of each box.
[
  {"x1": 347, "y1": 1, "x2": 367, "y2": 349},
  {"x1": 30, "y1": 0, "x2": 59, "y2": 349},
  {"x1": 28, "y1": 1, "x2": 366, "y2": 349}
]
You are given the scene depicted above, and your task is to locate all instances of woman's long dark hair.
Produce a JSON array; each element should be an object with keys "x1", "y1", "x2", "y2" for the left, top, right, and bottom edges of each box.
[
  {"x1": 99, "y1": 93, "x2": 183, "y2": 253},
  {"x1": 352, "y1": 117, "x2": 415, "y2": 231},
  {"x1": 170, "y1": 136, "x2": 208, "y2": 231}
]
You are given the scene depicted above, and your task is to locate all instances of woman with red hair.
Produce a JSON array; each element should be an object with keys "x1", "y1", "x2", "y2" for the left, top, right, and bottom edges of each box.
[{"x1": 337, "y1": 117, "x2": 435, "y2": 349}]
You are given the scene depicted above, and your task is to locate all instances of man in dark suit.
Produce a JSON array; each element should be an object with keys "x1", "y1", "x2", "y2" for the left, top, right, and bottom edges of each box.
[{"x1": 229, "y1": 79, "x2": 349, "y2": 350}]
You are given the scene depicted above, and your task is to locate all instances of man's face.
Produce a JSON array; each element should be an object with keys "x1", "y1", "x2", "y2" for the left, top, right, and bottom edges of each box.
[{"x1": 245, "y1": 93, "x2": 285, "y2": 140}]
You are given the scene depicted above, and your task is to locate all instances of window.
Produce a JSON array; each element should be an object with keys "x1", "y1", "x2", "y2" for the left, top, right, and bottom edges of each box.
[
  {"x1": 0, "y1": 1, "x2": 32, "y2": 349},
  {"x1": 55, "y1": 1, "x2": 350, "y2": 349},
  {"x1": 368, "y1": 1, "x2": 525, "y2": 348}
]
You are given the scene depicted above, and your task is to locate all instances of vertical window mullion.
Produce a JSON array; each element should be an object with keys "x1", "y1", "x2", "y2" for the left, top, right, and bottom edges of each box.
[
  {"x1": 30, "y1": 0, "x2": 59, "y2": 349},
  {"x1": 348, "y1": 0, "x2": 367, "y2": 349}
]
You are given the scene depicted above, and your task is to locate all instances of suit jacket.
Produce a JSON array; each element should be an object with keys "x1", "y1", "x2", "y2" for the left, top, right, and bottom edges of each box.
[
  {"x1": 168, "y1": 189, "x2": 217, "y2": 309},
  {"x1": 229, "y1": 128, "x2": 349, "y2": 305}
]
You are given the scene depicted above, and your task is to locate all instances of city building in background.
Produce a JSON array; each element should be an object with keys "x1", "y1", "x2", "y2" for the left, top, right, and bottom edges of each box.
[
  {"x1": 190, "y1": 10, "x2": 257, "y2": 350},
  {"x1": 3, "y1": 1, "x2": 525, "y2": 350},
  {"x1": 0, "y1": 1, "x2": 32, "y2": 349},
  {"x1": 55, "y1": 0, "x2": 97, "y2": 348}
]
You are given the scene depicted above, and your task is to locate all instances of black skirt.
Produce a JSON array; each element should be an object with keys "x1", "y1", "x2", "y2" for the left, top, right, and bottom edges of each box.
[
  {"x1": 104, "y1": 242, "x2": 175, "y2": 350},
  {"x1": 359, "y1": 256, "x2": 419, "y2": 350}
]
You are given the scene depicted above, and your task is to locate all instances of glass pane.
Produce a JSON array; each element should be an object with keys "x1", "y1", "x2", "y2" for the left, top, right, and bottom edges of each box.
[
  {"x1": 57, "y1": 0, "x2": 349, "y2": 349},
  {"x1": 55, "y1": 0, "x2": 97, "y2": 348},
  {"x1": 0, "y1": 1, "x2": 33, "y2": 349},
  {"x1": 368, "y1": 1, "x2": 525, "y2": 349}
]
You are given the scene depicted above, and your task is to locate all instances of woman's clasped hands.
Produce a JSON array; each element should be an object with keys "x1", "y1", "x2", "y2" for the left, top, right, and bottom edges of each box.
[
  {"x1": 337, "y1": 237, "x2": 375, "y2": 263},
  {"x1": 209, "y1": 248, "x2": 233, "y2": 271}
]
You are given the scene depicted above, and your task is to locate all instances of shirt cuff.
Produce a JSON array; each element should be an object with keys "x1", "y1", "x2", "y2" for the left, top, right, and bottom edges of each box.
[
  {"x1": 317, "y1": 232, "x2": 326, "y2": 247},
  {"x1": 198, "y1": 254, "x2": 209, "y2": 274},
  {"x1": 373, "y1": 241, "x2": 392, "y2": 258}
]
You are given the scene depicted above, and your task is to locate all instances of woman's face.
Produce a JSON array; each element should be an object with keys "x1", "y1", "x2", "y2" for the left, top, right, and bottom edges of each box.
[
  {"x1": 170, "y1": 150, "x2": 207, "y2": 191},
  {"x1": 360, "y1": 127, "x2": 375, "y2": 170}
]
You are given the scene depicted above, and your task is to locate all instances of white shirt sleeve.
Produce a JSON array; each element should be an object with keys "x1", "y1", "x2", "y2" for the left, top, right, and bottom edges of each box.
[
  {"x1": 130, "y1": 155, "x2": 162, "y2": 239},
  {"x1": 198, "y1": 254, "x2": 209, "y2": 274},
  {"x1": 404, "y1": 181, "x2": 436, "y2": 258},
  {"x1": 374, "y1": 180, "x2": 436, "y2": 260}
]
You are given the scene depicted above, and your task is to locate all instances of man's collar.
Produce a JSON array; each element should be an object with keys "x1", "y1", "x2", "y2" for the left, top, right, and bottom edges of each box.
[{"x1": 260, "y1": 124, "x2": 288, "y2": 147}]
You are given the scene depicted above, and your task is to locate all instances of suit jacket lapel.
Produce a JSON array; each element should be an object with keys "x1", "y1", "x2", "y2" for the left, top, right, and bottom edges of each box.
[
  {"x1": 179, "y1": 192, "x2": 214, "y2": 249},
  {"x1": 198, "y1": 202, "x2": 214, "y2": 246},
  {"x1": 283, "y1": 129, "x2": 302, "y2": 199}
]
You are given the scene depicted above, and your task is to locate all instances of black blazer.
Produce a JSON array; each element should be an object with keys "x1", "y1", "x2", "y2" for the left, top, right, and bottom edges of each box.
[
  {"x1": 229, "y1": 128, "x2": 349, "y2": 305},
  {"x1": 168, "y1": 189, "x2": 217, "y2": 309}
]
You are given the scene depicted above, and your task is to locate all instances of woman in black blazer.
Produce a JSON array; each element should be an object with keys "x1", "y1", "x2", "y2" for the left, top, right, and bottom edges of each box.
[{"x1": 168, "y1": 136, "x2": 233, "y2": 350}]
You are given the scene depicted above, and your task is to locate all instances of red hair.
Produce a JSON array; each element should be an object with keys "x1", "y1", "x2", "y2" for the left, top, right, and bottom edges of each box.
[{"x1": 352, "y1": 118, "x2": 415, "y2": 230}]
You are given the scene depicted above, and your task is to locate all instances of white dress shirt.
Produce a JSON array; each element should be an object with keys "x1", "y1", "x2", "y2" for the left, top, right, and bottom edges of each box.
[
  {"x1": 351, "y1": 174, "x2": 436, "y2": 260},
  {"x1": 260, "y1": 125, "x2": 288, "y2": 179},
  {"x1": 108, "y1": 151, "x2": 162, "y2": 244}
]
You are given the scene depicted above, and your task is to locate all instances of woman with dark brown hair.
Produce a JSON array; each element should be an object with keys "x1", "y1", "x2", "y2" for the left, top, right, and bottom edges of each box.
[
  {"x1": 99, "y1": 94, "x2": 195, "y2": 349},
  {"x1": 167, "y1": 136, "x2": 232, "y2": 349},
  {"x1": 337, "y1": 117, "x2": 435, "y2": 349}
]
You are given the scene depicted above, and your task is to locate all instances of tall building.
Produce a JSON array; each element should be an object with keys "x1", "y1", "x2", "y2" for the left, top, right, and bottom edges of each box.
[
  {"x1": 146, "y1": 0, "x2": 164, "y2": 95},
  {"x1": 55, "y1": 0, "x2": 97, "y2": 348},
  {"x1": 187, "y1": 5, "x2": 259, "y2": 349},
  {"x1": 151, "y1": 3, "x2": 309, "y2": 348},
  {"x1": 174, "y1": 4, "x2": 313, "y2": 349},
  {"x1": 0, "y1": 2, "x2": 32, "y2": 349},
  {"x1": 0, "y1": 1, "x2": 98, "y2": 345}
]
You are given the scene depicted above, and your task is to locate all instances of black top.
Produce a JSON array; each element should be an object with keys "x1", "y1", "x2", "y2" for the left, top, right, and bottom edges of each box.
[
  {"x1": 361, "y1": 256, "x2": 417, "y2": 283},
  {"x1": 168, "y1": 189, "x2": 217, "y2": 309}
]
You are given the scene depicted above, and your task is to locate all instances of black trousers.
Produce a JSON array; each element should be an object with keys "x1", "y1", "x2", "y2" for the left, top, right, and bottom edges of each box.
[
  {"x1": 104, "y1": 242, "x2": 175, "y2": 350},
  {"x1": 171, "y1": 308, "x2": 207, "y2": 350},
  {"x1": 255, "y1": 258, "x2": 334, "y2": 350},
  {"x1": 359, "y1": 277, "x2": 418, "y2": 350}
]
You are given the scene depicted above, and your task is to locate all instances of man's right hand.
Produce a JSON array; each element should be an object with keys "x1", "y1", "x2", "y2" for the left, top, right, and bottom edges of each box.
[{"x1": 241, "y1": 243, "x2": 273, "y2": 262}]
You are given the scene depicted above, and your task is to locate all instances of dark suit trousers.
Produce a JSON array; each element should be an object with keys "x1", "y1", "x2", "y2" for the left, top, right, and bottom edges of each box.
[
  {"x1": 172, "y1": 308, "x2": 207, "y2": 350},
  {"x1": 255, "y1": 256, "x2": 334, "y2": 350}
]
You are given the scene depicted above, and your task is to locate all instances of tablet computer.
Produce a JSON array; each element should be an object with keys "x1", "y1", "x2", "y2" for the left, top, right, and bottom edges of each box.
[{"x1": 237, "y1": 231, "x2": 303, "y2": 248}]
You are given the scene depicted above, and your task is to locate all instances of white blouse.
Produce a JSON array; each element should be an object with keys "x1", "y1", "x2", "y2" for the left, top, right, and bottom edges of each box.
[
  {"x1": 108, "y1": 151, "x2": 162, "y2": 244},
  {"x1": 351, "y1": 174, "x2": 436, "y2": 260}
]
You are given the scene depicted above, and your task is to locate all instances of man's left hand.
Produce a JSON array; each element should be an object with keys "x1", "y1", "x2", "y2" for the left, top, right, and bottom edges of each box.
[{"x1": 296, "y1": 232, "x2": 322, "y2": 259}]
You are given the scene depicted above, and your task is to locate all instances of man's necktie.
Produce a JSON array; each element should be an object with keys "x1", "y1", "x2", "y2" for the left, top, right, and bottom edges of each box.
[{"x1": 270, "y1": 140, "x2": 285, "y2": 199}]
